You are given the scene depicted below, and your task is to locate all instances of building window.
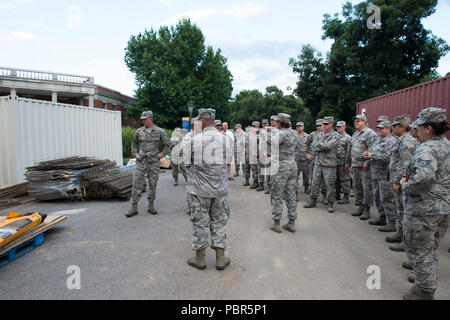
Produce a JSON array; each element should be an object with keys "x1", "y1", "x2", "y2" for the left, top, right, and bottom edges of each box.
[{"x1": 103, "y1": 102, "x2": 107, "y2": 109}]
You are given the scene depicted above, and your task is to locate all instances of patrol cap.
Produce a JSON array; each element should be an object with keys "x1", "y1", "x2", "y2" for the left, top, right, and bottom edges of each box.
[
  {"x1": 262, "y1": 119, "x2": 269, "y2": 125},
  {"x1": 235, "y1": 124, "x2": 242, "y2": 129},
  {"x1": 214, "y1": 119, "x2": 222, "y2": 126},
  {"x1": 376, "y1": 121, "x2": 393, "y2": 129},
  {"x1": 353, "y1": 114, "x2": 367, "y2": 122},
  {"x1": 392, "y1": 114, "x2": 411, "y2": 126},
  {"x1": 140, "y1": 111, "x2": 153, "y2": 120},
  {"x1": 277, "y1": 113, "x2": 291, "y2": 123},
  {"x1": 197, "y1": 108, "x2": 216, "y2": 120},
  {"x1": 316, "y1": 119, "x2": 324, "y2": 126},
  {"x1": 252, "y1": 121, "x2": 260, "y2": 127},
  {"x1": 270, "y1": 115, "x2": 279, "y2": 121},
  {"x1": 417, "y1": 107, "x2": 447, "y2": 125},
  {"x1": 410, "y1": 120, "x2": 418, "y2": 129},
  {"x1": 296, "y1": 122, "x2": 304, "y2": 127},
  {"x1": 322, "y1": 116, "x2": 334, "y2": 124},
  {"x1": 377, "y1": 116, "x2": 390, "y2": 123},
  {"x1": 336, "y1": 121, "x2": 346, "y2": 127}
]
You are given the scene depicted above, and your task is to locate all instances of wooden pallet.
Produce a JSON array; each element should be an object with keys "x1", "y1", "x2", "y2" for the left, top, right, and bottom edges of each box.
[
  {"x1": 0, "y1": 215, "x2": 68, "y2": 268},
  {"x1": 0, "y1": 233, "x2": 44, "y2": 268}
]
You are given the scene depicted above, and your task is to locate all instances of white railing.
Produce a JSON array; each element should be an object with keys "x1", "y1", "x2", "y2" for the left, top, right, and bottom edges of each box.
[{"x1": 0, "y1": 66, "x2": 94, "y2": 84}]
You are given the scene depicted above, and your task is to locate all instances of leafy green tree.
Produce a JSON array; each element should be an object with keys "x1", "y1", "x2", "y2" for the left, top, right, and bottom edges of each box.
[
  {"x1": 290, "y1": 0, "x2": 449, "y2": 126},
  {"x1": 124, "y1": 19, "x2": 233, "y2": 129},
  {"x1": 230, "y1": 86, "x2": 314, "y2": 132}
]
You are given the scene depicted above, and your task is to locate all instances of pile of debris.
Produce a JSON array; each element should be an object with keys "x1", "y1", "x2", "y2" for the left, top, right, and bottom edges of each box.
[
  {"x1": 0, "y1": 183, "x2": 34, "y2": 210},
  {"x1": 25, "y1": 157, "x2": 134, "y2": 201}
]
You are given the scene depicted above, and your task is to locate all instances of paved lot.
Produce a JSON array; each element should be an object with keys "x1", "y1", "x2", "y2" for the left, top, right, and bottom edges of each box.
[{"x1": 1, "y1": 169, "x2": 449, "y2": 300}]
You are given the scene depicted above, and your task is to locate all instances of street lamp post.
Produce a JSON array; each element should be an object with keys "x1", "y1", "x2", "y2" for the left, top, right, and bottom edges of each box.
[{"x1": 187, "y1": 102, "x2": 194, "y2": 130}]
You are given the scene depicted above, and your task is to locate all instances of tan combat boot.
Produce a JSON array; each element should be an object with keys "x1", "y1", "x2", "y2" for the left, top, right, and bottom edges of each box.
[
  {"x1": 126, "y1": 204, "x2": 138, "y2": 218},
  {"x1": 327, "y1": 201, "x2": 334, "y2": 213},
  {"x1": 187, "y1": 248, "x2": 207, "y2": 270},
  {"x1": 303, "y1": 197, "x2": 317, "y2": 208},
  {"x1": 282, "y1": 220, "x2": 296, "y2": 233},
  {"x1": 360, "y1": 205, "x2": 370, "y2": 220},
  {"x1": 337, "y1": 194, "x2": 350, "y2": 204},
  {"x1": 214, "y1": 248, "x2": 230, "y2": 271},
  {"x1": 352, "y1": 205, "x2": 364, "y2": 216},
  {"x1": 386, "y1": 227, "x2": 403, "y2": 243},
  {"x1": 403, "y1": 285, "x2": 434, "y2": 300},
  {"x1": 270, "y1": 220, "x2": 282, "y2": 233},
  {"x1": 402, "y1": 261, "x2": 413, "y2": 270},
  {"x1": 148, "y1": 201, "x2": 158, "y2": 215}
]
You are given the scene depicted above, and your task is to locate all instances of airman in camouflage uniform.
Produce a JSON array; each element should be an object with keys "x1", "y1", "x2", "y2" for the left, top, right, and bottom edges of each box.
[
  {"x1": 170, "y1": 128, "x2": 187, "y2": 186},
  {"x1": 182, "y1": 108, "x2": 233, "y2": 271},
  {"x1": 233, "y1": 124, "x2": 245, "y2": 177},
  {"x1": 386, "y1": 115, "x2": 419, "y2": 247},
  {"x1": 363, "y1": 121, "x2": 398, "y2": 231},
  {"x1": 250, "y1": 121, "x2": 262, "y2": 190},
  {"x1": 295, "y1": 122, "x2": 311, "y2": 198},
  {"x1": 346, "y1": 114, "x2": 377, "y2": 220},
  {"x1": 336, "y1": 121, "x2": 351, "y2": 204},
  {"x1": 269, "y1": 113, "x2": 298, "y2": 233},
  {"x1": 401, "y1": 107, "x2": 449, "y2": 300},
  {"x1": 259, "y1": 119, "x2": 272, "y2": 193},
  {"x1": 304, "y1": 116, "x2": 340, "y2": 212},
  {"x1": 307, "y1": 119, "x2": 327, "y2": 202},
  {"x1": 126, "y1": 111, "x2": 171, "y2": 217}
]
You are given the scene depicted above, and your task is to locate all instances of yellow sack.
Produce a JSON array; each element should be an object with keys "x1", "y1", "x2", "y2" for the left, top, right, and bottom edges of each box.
[{"x1": 0, "y1": 212, "x2": 47, "y2": 249}]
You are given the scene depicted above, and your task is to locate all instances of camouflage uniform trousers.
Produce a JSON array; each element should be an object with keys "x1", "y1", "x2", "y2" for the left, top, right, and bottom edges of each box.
[
  {"x1": 187, "y1": 193, "x2": 230, "y2": 250},
  {"x1": 371, "y1": 170, "x2": 397, "y2": 222},
  {"x1": 296, "y1": 160, "x2": 310, "y2": 191},
  {"x1": 131, "y1": 159, "x2": 160, "y2": 205},
  {"x1": 234, "y1": 152, "x2": 241, "y2": 174},
  {"x1": 172, "y1": 162, "x2": 187, "y2": 181},
  {"x1": 351, "y1": 167, "x2": 373, "y2": 207},
  {"x1": 403, "y1": 214, "x2": 449, "y2": 293},
  {"x1": 394, "y1": 191, "x2": 404, "y2": 228},
  {"x1": 250, "y1": 163, "x2": 260, "y2": 183},
  {"x1": 270, "y1": 161, "x2": 298, "y2": 221},
  {"x1": 311, "y1": 164, "x2": 337, "y2": 202},
  {"x1": 336, "y1": 165, "x2": 350, "y2": 196}
]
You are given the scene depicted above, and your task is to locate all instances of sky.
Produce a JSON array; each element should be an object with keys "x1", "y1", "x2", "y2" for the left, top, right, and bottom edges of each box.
[{"x1": 1, "y1": 0, "x2": 449, "y2": 98}]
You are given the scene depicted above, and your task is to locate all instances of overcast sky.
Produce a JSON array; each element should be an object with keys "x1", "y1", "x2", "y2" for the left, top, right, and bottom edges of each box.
[{"x1": 1, "y1": 0, "x2": 449, "y2": 97}]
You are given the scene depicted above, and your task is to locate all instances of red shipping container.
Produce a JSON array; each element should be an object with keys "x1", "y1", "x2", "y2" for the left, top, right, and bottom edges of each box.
[{"x1": 357, "y1": 75, "x2": 450, "y2": 139}]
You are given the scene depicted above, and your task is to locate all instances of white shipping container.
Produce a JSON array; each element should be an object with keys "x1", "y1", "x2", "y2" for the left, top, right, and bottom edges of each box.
[{"x1": 0, "y1": 95, "x2": 123, "y2": 188}]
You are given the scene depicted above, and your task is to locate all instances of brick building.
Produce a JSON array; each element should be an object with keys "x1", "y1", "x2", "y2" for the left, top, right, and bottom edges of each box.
[{"x1": 0, "y1": 66, "x2": 139, "y2": 128}]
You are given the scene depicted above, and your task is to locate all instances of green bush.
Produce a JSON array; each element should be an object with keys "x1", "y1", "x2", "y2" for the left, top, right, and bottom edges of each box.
[{"x1": 122, "y1": 127, "x2": 137, "y2": 158}]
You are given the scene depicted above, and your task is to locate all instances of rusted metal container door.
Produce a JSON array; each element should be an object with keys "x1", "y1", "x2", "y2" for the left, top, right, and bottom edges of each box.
[{"x1": 357, "y1": 76, "x2": 450, "y2": 139}]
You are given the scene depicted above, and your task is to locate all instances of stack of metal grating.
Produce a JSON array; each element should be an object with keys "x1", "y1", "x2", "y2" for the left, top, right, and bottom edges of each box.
[
  {"x1": 25, "y1": 157, "x2": 134, "y2": 201},
  {"x1": 0, "y1": 183, "x2": 34, "y2": 209}
]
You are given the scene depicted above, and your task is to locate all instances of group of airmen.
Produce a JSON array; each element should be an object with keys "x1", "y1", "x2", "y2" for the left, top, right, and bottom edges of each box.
[{"x1": 126, "y1": 106, "x2": 449, "y2": 300}]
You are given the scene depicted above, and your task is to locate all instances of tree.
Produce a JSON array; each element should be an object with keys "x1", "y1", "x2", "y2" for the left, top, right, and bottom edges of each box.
[
  {"x1": 290, "y1": 0, "x2": 449, "y2": 126},
  {"x1": 230, "y1": 86, "x2": 314, "y2": 132},
  {"x1": 124, "y1": 19, "x2": 233, "y2": 129}
]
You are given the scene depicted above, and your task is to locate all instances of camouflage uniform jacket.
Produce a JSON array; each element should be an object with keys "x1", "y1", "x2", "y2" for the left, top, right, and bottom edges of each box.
[
  {"x1": 388, "y1": 133, "x2": 418, "y2": 185},
  {"x1": 402, "y1": 136, "x2": 450, "y2": 216},
  {"x1": 312, "y1": 130, "x2": 340, "y2": 167},
  {"x1": 277, "y1": 128, "x2": 298, "y2": 165},
  {"x1": 336, "y1": 132, "x2": 351, "y2": 166},
  {"x1": 366, "y1": 134, "x2": 398, "y2": 172},
  {"x1": 131, "y1": 125, "x2": 171, "y2": 163},
  {"x1": 346, "y1": 127, "x2": 376, "y2": 168},
  {"x1": 295, "y1": 132, "x2": 310, "y2": 162},
  {"x1": 182, "y1": 126, "x2": 232, "y2": 198}
]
